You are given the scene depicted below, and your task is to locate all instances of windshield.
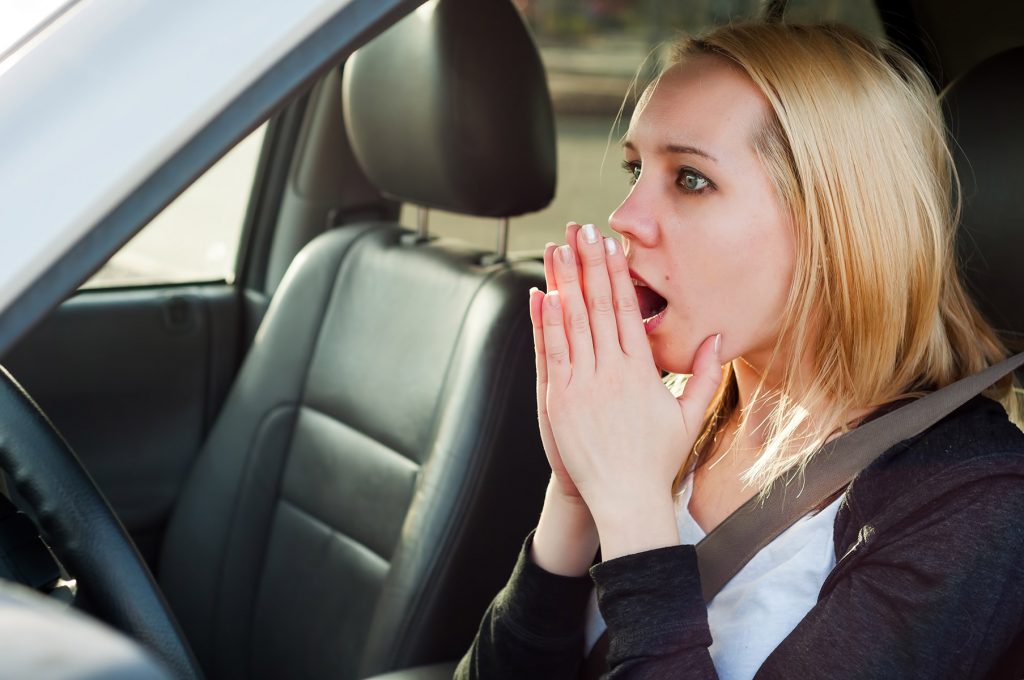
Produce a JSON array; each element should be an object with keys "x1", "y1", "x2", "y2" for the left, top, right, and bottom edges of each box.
[{"x1": 0, "y1": 0, "x2": 79, "y2": 63}]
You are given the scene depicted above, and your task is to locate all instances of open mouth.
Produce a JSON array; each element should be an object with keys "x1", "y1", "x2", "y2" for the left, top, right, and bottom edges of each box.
[{"x1": 631, "y1": 271, "x2": 668, "y2": 322}]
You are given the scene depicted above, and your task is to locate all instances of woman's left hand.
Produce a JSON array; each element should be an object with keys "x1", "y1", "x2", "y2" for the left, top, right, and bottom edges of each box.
[{"x1": 538, "y1": 224, "x2": 723, "y2": 559}]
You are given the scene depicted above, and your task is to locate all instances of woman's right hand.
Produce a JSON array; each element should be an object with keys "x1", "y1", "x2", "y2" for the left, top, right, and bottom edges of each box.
[
  {"x1": 530, "y1": 224, "x2": 586, "y2": 502},
  {"x1": 528, "y1": 224, "x2": 601, "y2": 577}
]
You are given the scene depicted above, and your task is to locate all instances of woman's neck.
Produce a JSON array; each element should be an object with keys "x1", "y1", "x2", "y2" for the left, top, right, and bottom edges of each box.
[
  {"x1": 729, "y1": 356, "x2": 784, "y2": 449},
  {"x1": 726, "y1": 354, "x2": 874, "y2": 462}
]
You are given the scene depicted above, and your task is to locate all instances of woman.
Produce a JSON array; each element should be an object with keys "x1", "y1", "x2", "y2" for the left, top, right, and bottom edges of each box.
[{"x1": 457, "y1": 22, "x2": 1024, "y2": 679}]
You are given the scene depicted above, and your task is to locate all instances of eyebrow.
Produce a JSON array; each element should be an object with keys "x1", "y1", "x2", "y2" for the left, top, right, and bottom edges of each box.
[{"x1": 622, "y1": 140, "x2": 718, "y2": 163}]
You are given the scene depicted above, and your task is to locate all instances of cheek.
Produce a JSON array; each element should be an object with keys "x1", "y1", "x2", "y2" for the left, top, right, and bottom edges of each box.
[
  {"x1": 654, "y1": 203, "x2": 794, "y2": 371},
  {"x1": 720, "y1": 210, "x2": 796, "y2": 350}
]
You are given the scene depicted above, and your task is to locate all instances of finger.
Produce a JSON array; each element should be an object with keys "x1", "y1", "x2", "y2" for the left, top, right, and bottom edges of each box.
[
  {"x1": 677, "y1": 334, "x2": 724, "y2": 430},
  {"x1": 530, "y1": 287, "x2": 560, "y2": 455},
  {"x1": 574, "y1": 223, "x2": 619, "y2": 357},
  {"x1": 545, "y1": 222, "x2": 583, "y2": 293},
  {"x1": 542, "y1": 291, "x2": 572, "y2": 388},
  {"x1": 603, "y1": 235, "x2": 651, "y2": 357},
  {"x1": 529, "y1": 287, "x2": 548, "y2": 387},
  {"x1": 552, "y1": 243, "x2": 595, "y2": 371},
  {"x1": 544, "y1": 242, "x2": 557, "y2": 292},
  {"x1": 564, "y1": 222, "x2": 585, "y2": 287}
]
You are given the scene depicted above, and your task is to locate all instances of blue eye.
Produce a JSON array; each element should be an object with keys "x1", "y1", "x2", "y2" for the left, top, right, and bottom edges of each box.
[
  {"x1": 679, "y1": 169, "x2": 710, "y2": 192},
  {"x1": 622, "y1": 160, "x2": 641, "y2": 185}
]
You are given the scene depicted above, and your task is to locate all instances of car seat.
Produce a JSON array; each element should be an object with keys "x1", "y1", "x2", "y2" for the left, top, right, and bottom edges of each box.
[{"x1": 157, "y1": 0, "x2": 556, "y2": 677}]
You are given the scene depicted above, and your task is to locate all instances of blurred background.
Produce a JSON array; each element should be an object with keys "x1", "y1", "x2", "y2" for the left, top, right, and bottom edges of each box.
[{"x1": 85, "y1": 0, "x2": 882, "y2": 288}]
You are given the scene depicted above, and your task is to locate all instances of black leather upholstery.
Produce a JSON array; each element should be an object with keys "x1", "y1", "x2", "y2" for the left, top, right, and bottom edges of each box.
[
  {"x1": 343, "y1": 0, "x2": 556, "y2": 217},
  {"x1": 944, "y1": 46, "x2": 1024, "y2": 342},
  {"x1": 160, "y1": 226, "x2": 549, "y2": 678},
  {"x1": 159, "y1": 0, "x2": 554, "y2": 677}
]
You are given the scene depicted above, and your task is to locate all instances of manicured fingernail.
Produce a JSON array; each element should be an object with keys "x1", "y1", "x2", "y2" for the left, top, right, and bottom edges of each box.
[
  {"x1": 582, "y1": 223, "x2": 598, "y2": 244},
  {"x1": 548, "y1": 291, "x2": 561, "y2": 309},
  {"x1": 558, "y1": 245, "x2": 573, "y2": 264},
  {"x1": 714, "y1": 333, "x2": 722, "y2": 354},
  {"x1": 529, "y1": 286, "x2": 539, "y2": 296},
  {"x1": 604, "y1": 237, "x2": 618, "y2": 255}
]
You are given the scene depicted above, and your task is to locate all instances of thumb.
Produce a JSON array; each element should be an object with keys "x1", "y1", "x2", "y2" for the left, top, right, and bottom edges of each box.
[{"x1": 677, "y1": 334, "x2": 724, "y2": 430}]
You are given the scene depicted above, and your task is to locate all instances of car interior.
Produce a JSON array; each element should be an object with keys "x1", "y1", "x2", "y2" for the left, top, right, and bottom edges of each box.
[{"x1": 0, "y1": 0, "x2": 1022, "y2": 678}]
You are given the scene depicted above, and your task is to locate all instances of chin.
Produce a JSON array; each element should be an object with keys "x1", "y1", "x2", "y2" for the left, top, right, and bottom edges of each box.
[{"x1": 650, "y1": 338, "x2": 697, "y2": 375}]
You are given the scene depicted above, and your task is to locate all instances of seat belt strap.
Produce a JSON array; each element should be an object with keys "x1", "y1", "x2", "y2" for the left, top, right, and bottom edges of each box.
[
  {"x1": 697, "y1": 350, "x2": 1024, "y2": 599},
  {"x1": 581, "y1": 351, "x2": 1024, "y2": 678}
]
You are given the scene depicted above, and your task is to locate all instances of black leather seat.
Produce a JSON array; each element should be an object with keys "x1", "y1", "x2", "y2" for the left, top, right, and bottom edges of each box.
[{"x1": 157, "y1": 0, "x2": 555, "y2": 677}]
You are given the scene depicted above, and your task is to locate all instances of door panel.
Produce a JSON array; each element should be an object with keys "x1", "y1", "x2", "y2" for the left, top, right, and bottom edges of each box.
[{"x1": 1, "y1": 284, "x2": 242, "y2": 565}]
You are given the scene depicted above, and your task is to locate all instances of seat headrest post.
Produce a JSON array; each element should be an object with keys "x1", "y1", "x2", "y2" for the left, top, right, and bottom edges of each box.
[
  {"x1": 494, "y1": 218, "x2": 509, "y2": 264},
  {"x1": 417, "y1": 207, "x2": 430, "y2": 241},
  {"x1": 480, "y1": 218, "x2": 510, "y2": 266}
]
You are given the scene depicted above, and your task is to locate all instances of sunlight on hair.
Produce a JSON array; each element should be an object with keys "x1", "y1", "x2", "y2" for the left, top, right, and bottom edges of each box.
[{"x1": 656, "y1": 22, "x2": 1022, "y2": 497}]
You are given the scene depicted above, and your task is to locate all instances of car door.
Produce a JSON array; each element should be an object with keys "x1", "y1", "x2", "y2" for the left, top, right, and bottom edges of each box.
[
  {"x1": 0, "y1": 120, "x2": 278, "y2": 564},
  {"x1": 0, "y1": 0, "x2": 417, "y2": 569}
]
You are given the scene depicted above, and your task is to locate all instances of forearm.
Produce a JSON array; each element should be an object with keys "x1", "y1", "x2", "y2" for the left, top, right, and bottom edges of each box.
[
  {"x1": 532, "y1": 476, "x2": 600, "y2": 576},
  {"x1": 592, "y1": 545, "x2": 717, "y2": 679},
  {"x1": 456, "y1": 528, "x2": 594, "y2": 680}
]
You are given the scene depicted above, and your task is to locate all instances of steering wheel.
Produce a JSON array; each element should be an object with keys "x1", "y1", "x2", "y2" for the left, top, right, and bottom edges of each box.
[{"x1": 0, "y1": 366, "x2": 201, "y2": 679}]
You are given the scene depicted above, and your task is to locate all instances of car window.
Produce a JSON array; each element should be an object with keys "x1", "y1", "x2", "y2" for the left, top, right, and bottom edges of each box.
[
  {"x1": 784, "y1": 0, "x2": 883, "y2": 37},
  {"x1": 408, "y1": 0, "x2": 882, "y2": 254},
  {"x1": 82, "y1": 123, "x2": 267, "y2": 289}
]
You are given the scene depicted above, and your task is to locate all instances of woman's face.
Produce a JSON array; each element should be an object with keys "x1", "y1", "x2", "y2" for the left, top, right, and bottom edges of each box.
[{"x1": 610, "y1": 55, "x2": 796, "y2": 375}]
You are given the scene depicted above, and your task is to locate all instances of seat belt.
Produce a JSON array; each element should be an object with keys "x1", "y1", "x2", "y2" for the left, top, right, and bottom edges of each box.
[{"x1": 581, "y1": 351, "x2": 1024, "y2": 679}]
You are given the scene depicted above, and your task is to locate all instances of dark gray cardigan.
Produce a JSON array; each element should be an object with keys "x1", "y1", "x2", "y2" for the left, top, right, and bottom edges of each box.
[{"x1": 456, "y1": 396, "x2": 1024, "y2": 678}]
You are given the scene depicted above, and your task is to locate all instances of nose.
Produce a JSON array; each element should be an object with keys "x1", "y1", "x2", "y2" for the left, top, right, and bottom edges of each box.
[{"x1": 609, "y1": 181, "x2": 658, "y2": 248}]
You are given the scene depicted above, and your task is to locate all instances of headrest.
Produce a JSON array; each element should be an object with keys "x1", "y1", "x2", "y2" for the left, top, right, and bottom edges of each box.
[
  {"x1": 342, "y1": 0, "x2": 556, "y2": 218},
  {"x1": 944, "y1": 46, "x2": 1024, "y2": 343}
]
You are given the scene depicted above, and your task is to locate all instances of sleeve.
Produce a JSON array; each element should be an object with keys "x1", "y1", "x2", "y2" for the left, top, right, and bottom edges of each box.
[
  {"x1": 454, "y1": 531, "x2": 595, "y2": 680},
  {"x1": 588, "y1": 470, "x2": 1024, "y2": 679},
  {"x1": 756, "y1": 472, "x2": 1024, "y2": 679},
  {"x1": 589, "y1": 544, "x2": 717, "y2": 679}
]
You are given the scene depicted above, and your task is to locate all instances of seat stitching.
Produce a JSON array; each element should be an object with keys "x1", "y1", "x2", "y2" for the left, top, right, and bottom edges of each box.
[
  {"x1": 379, "y1": 265, "x2": 536, "y2": 664},
  {"x1": 298, "y1": 402, "x2": 422, "y2": 470},
  {"x1": 278, "y1": 494, "x2": 391, "y2": 568},
  {"x1": 208, "y1": 223, "x2": 386, "y2": 676}
]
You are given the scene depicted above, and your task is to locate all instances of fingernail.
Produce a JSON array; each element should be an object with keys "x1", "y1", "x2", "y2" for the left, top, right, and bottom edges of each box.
[
  {"x1": 529, "y1": 286, "x2": 539, "y2": 296},
  {"x1": 714, "y1": 333, "x2": 722, "y2": 355},
  {"x1": 604, "y1": 237, "x2": 618, "y2": 255},
  {"x1": 558, "y1": 245, "x2": 573, "y2": 264},
  {"x1": 565, "y1": 221, "x2": 577, "y2": 229},
  {"x1": 548, "y1": 291, "x2": 561, "y2": 309},
  {"x1": 583, "y1": 223, "x2": 598, "y2": 244}
]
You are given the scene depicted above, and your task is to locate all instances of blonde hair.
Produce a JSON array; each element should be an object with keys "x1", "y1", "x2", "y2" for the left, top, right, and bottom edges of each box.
[{"x1": 659, "y1": 23, "x2": 1020, "y2": 494}]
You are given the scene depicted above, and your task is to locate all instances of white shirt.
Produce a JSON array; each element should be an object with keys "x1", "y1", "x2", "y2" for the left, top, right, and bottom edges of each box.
[{"x1": 583, "y1": 474, "x2": 843, "y2": 680}]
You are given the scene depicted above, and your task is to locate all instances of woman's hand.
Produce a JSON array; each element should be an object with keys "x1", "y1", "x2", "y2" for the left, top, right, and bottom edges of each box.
[
  {"x1": 530, "y1": 224, "x2": 586, "y2": 502},
  {"x1": 529, "y1": 223, "x2": 601, "y2": 576},
  {"x1": 538, "y1": 223, "x2": 723, "y2": 559}
]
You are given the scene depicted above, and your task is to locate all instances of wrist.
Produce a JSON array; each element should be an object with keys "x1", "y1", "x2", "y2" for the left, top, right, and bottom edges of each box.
[
  {"x1": 592, "y1": 493, "x2": 679, "y2": 561},
  {"x1": 531, "y1": 477, "x2": 600, "y2": 577}
]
